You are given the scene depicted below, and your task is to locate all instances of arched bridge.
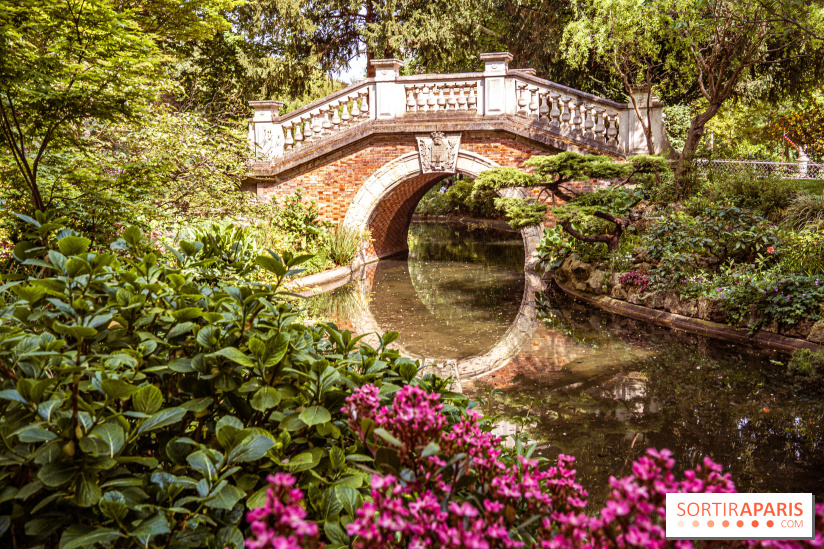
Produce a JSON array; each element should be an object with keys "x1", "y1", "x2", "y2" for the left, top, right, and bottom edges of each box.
[{"x1": 244, "y1": 52, "x2": 666, "y2": 262}]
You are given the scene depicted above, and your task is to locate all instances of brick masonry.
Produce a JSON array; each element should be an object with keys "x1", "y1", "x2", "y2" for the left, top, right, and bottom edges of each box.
[{"x1": 254, "y1": 134, "x2": 564, "y2": 259}]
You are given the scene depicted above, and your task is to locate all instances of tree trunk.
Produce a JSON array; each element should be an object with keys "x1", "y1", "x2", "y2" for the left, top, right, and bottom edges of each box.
[
  {"x1": 365, "y1": 0, "x2": 375, "y2": 78},
  {"x1": 674, "y1": 103, "x2": 721, "y2": 197},
  {"x1": 559, "y1": 218, "x2": 625, "y2": 253}
]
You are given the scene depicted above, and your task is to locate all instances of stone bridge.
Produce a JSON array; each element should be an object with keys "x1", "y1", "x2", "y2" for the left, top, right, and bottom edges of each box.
[{"x1": 244, "y1": 52, "x2": 666, "y2": 262}]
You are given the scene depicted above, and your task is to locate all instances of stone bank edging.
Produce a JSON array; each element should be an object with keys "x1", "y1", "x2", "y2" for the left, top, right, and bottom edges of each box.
[
  {"x1": 553, "y1": 276, "x2": 824, "y2": 353},
  {"x1": 285, "y1": 258, "x2": 378, "y2": 297}
]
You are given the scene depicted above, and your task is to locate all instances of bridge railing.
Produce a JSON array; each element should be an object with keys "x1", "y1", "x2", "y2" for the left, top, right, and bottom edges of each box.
[{"x1": 248, "y1": 52, "x2": 664, "y2": 163}]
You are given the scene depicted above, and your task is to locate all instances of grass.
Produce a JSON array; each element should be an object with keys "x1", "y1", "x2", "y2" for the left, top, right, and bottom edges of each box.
[{"x1": 799, "y1": 179, "x2": 824, "y2": 196}]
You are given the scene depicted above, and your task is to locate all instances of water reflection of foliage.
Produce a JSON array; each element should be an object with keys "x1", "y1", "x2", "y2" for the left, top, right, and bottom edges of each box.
[
  {"x1": 405, "y1": 222, "x2": 525, "y2": 334},
  {"x1": 475, "y1": 287, "x2": 824, "y2": 509},
  {"x1": 305, "y1": 283, "x2": 370, "y2": 324},
  {"x1": 408, "y1": 222, "x2": 524, "y2": 268}
]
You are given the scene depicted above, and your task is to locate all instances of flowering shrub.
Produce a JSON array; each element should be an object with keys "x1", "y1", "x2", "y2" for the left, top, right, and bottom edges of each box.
[
  {"x1": 245, "y1": 473, "x2": 323, "y2": 549},
  {"x1": 246, "y1": 384, "x2": 824, "y2": 548},
  {"x1": 620, "y1": 270, "x2": 651, "y2": 292},
  {"x1": 0, "y1": 238, "x2": 11, "y2": 262}
]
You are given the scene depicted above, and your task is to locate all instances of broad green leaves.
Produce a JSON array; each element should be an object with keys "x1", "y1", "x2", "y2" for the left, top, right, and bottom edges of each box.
[
  {"x1": 0, "y1": 227, "x2": 428, "y2": 548},
  {"x1": 299, "y1": 405, "x2": 331, "y2": 426}
]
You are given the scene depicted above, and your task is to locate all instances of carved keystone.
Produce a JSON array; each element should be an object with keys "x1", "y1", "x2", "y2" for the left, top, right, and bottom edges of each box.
[{"x1": 416, "y1": 132, "x2": 461, "y2": 173}]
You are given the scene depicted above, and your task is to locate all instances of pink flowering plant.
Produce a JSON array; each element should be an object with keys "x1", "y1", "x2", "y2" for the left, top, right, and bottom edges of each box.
[
  {"x1": 619, "y1": 270, "x2": 651, "y2": 292},
  {"x1": 245, "y1": 383, "x2": 824, "y2": 549}
]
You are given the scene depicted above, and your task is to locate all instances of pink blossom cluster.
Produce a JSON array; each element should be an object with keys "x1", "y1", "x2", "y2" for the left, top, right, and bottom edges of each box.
[
  {"x1": 0, "y1": 239, "x2": 12, "y2": 261},
  {"x1": 246, "y1": 384, "x2": 824, "y2": 549},
  {"x1": 341, "y1": 384, "x2": 589, "y2": 548},
  {"x1": 542, "y1": 449, "x2": 739, "y2": 548},
  {"x1": 244, "y1": 473, "x2": 323, "y2": 549},
  {"x1": 619, "y1": 270, "x2": 651, "y2": 292}
]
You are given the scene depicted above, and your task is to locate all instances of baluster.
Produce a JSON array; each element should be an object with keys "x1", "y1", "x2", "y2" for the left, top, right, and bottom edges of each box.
[
  {"x1": 549, "y1": 93, "x2": 561, "y2": 127},
  {"x1": 294, "y1": 118, "x2": 305, "y2": 145},
  {"x1": 446, "y1": 85, "x2": 458, "y2": 110},
  {"x1": 406, "y1": 85, "x2": 416, "y2": 112},
  {"x1": 528, "y1": 87, "x2": 539, "y2": 117},
  {"x1": 594, "y1": 108, "x2": 606, "y2": 142},
  {"x1": 560, "y1": 97, "x2": 572, "y2": 126},
  {"x1": 539, "y1": 92, "x2": 550, "y2": 123},
  {"x1": 583, "y1": 104, "x2": 594, "y2": 138},
  {"x1": 436, "y1": 85, "x2": 447, "y2": 111},
  {"x1": 340, "y1": 100, "x2": 351, "y2": 126},
  {"x1": 283, "y1": 123, "x2": 294, "y2": 150},
  {"x1": 467, "y1": 84, "x2": 477, "y2": 112},
  {"x1": 606, "y1": 113, "x2": 619, "y2": 144},
  {"x1": 517, "y1": 84, "x2": 529, "y2": 116},
  {"x1": 321, "y1": 108, "x2": 332, "y2": 136},
  {"x1": 303, "y1": 116, "x2": 313, "y2": 142},
  {"x1": 571, "y1": 99, "x2": 583, "y2": 131},
  {"x1": 331, "y1": 102, "x2": 341, "y2": 132},
  {"x1": 426, "y1": 85, "x2": 437, "y2": 111},
  {"x1": 301, "y1": 116, "x2": 313, "y2": 142},
  {"x1": 457, "y1": 85, "x2": 468, "y2": 110},
  {"x1": 359, "y1": 90, "x2": 369, "y2": 118},
  {"x1": 416, "y1": 86, "x2": 427, "y2": 111},
  {"x1": 350, "y1": 94, "x2": 360, "y2": 118},
  {"x1": 311, "y1": 111, "x2": 322, "y2": 138}
]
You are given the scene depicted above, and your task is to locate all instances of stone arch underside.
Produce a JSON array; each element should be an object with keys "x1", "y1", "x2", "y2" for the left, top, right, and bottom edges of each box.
[{"x1": 343, "y1": 150, "x2": 543, "y2": 266}]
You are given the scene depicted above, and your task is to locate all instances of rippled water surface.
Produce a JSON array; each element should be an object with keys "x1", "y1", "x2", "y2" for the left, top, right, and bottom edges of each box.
[{"x1": 308, "y1": 220, "x2": 824, "y2": 508}]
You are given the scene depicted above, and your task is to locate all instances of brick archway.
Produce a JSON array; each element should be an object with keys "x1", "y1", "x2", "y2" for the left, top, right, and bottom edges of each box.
[{"x1": 342, "y1": 150, "x2": 543, "y2": 264}]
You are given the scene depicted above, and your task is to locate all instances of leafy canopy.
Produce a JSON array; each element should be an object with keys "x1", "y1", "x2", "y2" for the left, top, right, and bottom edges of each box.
[{"x1": 0, "y1": 0, "x2": 162, "y2": 211}]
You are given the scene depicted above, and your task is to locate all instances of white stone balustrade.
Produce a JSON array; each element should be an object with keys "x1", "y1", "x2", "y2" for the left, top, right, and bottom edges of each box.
[{"x1": 248, "y1": 52, "x2": 665, "y2": 161}]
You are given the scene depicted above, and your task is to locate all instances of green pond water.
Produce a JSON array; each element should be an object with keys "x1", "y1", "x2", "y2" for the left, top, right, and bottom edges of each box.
[{"x1": 307, "y1": 221, "x2": 824, "y2": 508}]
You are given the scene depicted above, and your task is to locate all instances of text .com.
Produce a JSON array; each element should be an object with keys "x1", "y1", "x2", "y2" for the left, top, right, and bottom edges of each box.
[{"x1": 666, "y1": 494, "x2": 815, "y2": 540}]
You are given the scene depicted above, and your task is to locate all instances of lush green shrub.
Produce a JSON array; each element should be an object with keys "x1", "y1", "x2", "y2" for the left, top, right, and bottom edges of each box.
[
  {"x1": 271, "y1": 190, "x2": 329, "y2": 251},
  {"x1": 643, "y1": 203, "x2": 777, "y2": 270},
  {"x1": 676, "y1": 265, "x2": 824, "y2": 329},
  {"x1": 245, "y1": 191, "x2": 333, "y2": 277},
  {"x1": 178, "y1": 222, "x2": 259, "y2": 284},
  {"x1": 685, "y1": 171, "x2": 798, "y2": 222},
  {"x1": 779, "y1": 229, "x2": 824, "y2": 276},
  {"x1": 787, "y1": 348, "x2": 824, "y2": 386},
  {"x1": 326, "y1": 225, "x2": 368, "y2": 266},
  {"x1": 0, "y1": 225, "x2": 448, "y2": 549},
  {"x1": 783, "y1": 193, "x2": 824, "y2": 231}
]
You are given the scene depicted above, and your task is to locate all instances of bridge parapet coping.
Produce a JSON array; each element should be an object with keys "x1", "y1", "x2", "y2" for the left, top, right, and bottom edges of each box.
[{"x1": 247, "y1": 52, "x2": 667, "y2": 166}]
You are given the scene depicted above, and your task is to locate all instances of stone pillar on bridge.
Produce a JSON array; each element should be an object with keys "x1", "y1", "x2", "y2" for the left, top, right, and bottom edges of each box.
[
  {"x1": 248, "y1": 100, "x2": 284, "y2": 160},
  {"x1": 619, "y1": 87, "x2": 668, "y2": 155},
  {"x1": 372, "y1": 58, "x2": 404, "y2": 120},
  {"x1": 480, "y1": 52, "x2": 513, "y2": 116}
]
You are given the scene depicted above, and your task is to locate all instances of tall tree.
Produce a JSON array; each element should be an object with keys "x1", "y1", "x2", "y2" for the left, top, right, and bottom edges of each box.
[
  {"x1": 234, "y1": 0, "x2": 493, "y2": 91},
  {"x1": 560, "y1": 0, "x2": 823, "y2": 195},
  {"x1": 0, "y1": 0, "x2": 161, "y2": 211},
  {"x1": 0, "y1": 0, "x2": 239, "y2": 213},
  {"x1": 563, "y1": 0, "x2": 680, "y2": 155},
  {"x1": 485, "y1": 0, "x2": 624, "y2": 99}
]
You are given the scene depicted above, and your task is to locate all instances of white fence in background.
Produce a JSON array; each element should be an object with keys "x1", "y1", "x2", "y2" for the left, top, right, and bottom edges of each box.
[{"x1": 695, "y1": 158, "x2": 824, "y2": 180}]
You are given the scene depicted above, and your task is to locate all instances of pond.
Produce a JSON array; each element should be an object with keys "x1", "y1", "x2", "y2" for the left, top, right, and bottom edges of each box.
[{"x1": 307, "y1": 220, "x2": 824, "y2": 509}]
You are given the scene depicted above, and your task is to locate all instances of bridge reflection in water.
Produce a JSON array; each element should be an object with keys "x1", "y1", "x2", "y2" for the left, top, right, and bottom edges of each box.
[{"x1": 306, "y1": 220, "x2": 824, "y2": 509}]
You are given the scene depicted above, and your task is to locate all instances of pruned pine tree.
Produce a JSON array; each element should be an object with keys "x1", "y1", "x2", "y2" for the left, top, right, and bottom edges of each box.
[{"x1": 473, "y1": 152, "x2": 667, "y2": 250}]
